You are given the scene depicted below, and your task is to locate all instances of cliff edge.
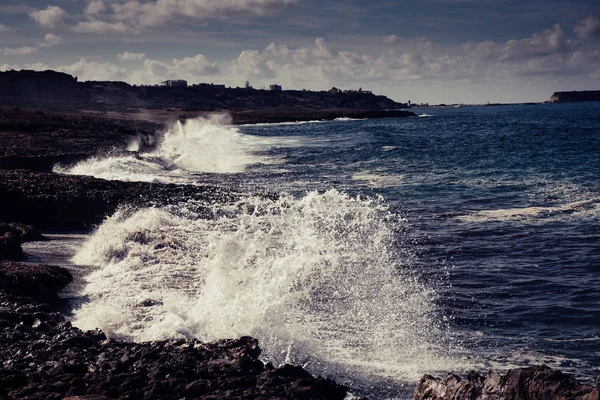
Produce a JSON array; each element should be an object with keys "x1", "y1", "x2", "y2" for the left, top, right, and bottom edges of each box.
[{"x1": 548, "y1": 90, "x2": 600, "y2": 103}]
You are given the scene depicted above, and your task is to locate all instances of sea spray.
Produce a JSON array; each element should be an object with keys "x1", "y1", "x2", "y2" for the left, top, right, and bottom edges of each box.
[
  {"x1": 54, "y1": 115, "x2": 281, "y2": 183},
  {"x1": 72, "y1": 190, "x2": 469, "y2": 383}
]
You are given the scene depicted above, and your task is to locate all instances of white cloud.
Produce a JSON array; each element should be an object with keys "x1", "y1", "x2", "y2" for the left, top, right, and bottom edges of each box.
[
  {"x1": 85, "y1": 0, "x2": 106, "y2": 15},
  {"x1": 1, "y1": 46, "x2": 38, "y2": 56},
  {"x1": 29, "y1": 5, "x2": 67, "y2": 29},
  {"x1": 60, "y1": 58, "x2": 128, "y2": 81},
  {"x1": 118, "y1": 52, "x2": 147, "y2": 61},
  {"x1": 40, "y1": 33, "x2": 62, "y2": 47},
  {"x1": 574, "y1": 15, "x2": 600, "y2": 39},
  {"x1": 382, "y1": 34, "x2": 400, "y2": 44},
  {"x1": 73, "y1": 20, "x2": 132, "y2": 33},
  {"x1": 463, "y1": 24, "x2": 574, "y2": 63},
  {"x1": 131, "y1": 54, "x2": 221, "y2": 83},
  {"x1": 0, "y1": 24, "x2": 11, "y2": 32},
  {"x1": 75, "y1": 0, "x2": 296, "y2": 33}
]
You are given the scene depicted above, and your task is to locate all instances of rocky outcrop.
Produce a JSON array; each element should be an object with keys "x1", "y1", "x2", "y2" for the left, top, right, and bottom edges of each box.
[
  {"x1": 0, "y1": 107, "x2": 162, "y2": 171},
  {"x1": 414, "y1": 366, "x2": 599, "y2": 400},
  {"x1": 548, "y1": 90, "x2": 600, "y2": 103},
  {"x1": 0, "y1": 262, "x2": 72, "y2": 299},
  {"x1": 0, "y1": 288, "x2": 347, "y2": 399},
  {"x1": 0, "y1": 169, "x2": 240, "y2": 230}
]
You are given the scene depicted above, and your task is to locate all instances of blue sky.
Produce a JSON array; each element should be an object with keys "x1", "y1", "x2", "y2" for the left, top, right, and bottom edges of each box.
[{"x1": 1, "y1": 0, "x2": 599, "y2": 103}]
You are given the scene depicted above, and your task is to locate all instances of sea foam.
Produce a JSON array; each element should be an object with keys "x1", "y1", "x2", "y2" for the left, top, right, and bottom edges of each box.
[
  {"x1": 72, "y1": 189, "x2": 470, "y2": 383},
  {"x1": 55, "y1": 115, "x2": 276, "y2": 183}
]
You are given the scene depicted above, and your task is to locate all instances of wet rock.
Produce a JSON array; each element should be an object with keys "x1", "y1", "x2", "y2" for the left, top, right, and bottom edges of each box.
[
  {"x1": 0, "y1": 222, "x2": 46, "y2": 242},
  {"x1": 0, "y1": 262, "x2": 72, "y2": 299},
  {"x1": 414, "y1": 365, "x2": 599, "y2": 400},
  {"x1": 0, "y1": 232, "x2": 23, "y2": 260}
]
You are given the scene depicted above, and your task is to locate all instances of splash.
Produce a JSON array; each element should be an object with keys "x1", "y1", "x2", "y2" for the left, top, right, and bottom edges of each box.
[
  {"x1": 72, "y1": 190, "x2": 470, "y2": 383},
  {"x1": 55, "y1": 115, "x2": 273, "y2": 182}
]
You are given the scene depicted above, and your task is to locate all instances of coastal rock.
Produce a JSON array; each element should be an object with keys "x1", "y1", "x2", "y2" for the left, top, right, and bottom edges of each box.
[
  {"x1": 414, "y1": 366, "x2": 599, "y2": 400},
  {"x1": 548, "y1": 90, "x2": 600, "y2": 103},
  {"x1": 0, "y1": 223, "x2": 46, "y2": 261},
  {"x1": 0, "y1": 262, "x2": 72, "y2": 299},
  {"x1": 0, "y1": 222, "x2": 46, "y2": 242},
  {"x1": 0, "y1": 232, "x2": 23, "y2": 260},
  {"x1": 0, "y1": 169, "x2": 239, "y2": 229},
  {"x1": 0, "y1": 290, "x2": 347, "y2": 399}
]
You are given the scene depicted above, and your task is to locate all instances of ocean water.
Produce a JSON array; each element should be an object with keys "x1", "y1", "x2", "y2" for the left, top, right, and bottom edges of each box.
[{"x1": 46, "y1": 103, "x2": 600, "y2": 398}]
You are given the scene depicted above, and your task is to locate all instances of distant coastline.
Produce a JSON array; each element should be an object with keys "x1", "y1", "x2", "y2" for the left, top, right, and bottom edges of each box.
[
  {"x1": 0, "y1": 69, "x2": 415, "y2": 123},
  {"x1": 548, "y1": 90, "x2": 600, "y2": 103}
]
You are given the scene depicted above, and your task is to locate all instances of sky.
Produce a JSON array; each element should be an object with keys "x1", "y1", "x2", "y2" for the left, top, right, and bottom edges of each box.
[{"x1": 0, "y1": 0, "x2": 599, "y2": 104}]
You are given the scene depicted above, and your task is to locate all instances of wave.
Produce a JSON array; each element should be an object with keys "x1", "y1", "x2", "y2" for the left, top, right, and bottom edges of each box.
[
  {"x1": 71, "y1": 189, "x2": 471, "y2": 383},
  {"x1": 55, "y1": 115, "x2": 279, "y2": 183},
  {"x1": 457, "y1": 197, "x2": 600, "y2": 222}
]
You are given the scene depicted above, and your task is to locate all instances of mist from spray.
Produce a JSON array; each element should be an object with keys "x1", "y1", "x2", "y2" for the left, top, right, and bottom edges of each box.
[{"x1": 72, "y1": 190, "x2": 470, "y2": 383}]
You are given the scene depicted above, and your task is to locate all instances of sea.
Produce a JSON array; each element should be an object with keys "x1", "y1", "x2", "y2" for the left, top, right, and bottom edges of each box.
[{"x1": 25, "y1": 102, "x2": 600, "y2": 399}]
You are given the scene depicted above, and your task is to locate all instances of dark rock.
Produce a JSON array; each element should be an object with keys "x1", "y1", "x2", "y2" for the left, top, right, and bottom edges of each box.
[
  {"x1": 0, "y1": 222, "x2": 46, "y2": 242},
  {"x1": 0, "y1": 232, "x2": 23, "y2": 260},
  {"x1": 0, "y1": 262, "x2": 72, "y2": 299},
  {"x1": 414, "y1": 365, "x2": 599, "y2": 400},
  {"x1": 549, "y1": 90, "x2": 600, "y2": 103}
]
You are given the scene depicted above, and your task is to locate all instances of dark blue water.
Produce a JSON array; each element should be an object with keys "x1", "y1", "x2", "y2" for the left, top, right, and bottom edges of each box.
[{"x1": 235, "y1": 103, "x2": 600, "y2": 383}]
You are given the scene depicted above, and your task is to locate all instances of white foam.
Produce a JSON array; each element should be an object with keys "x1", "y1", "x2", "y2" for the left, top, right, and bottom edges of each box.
[
  {"x1": 55, "y1": 115, "x2": 285, "y2": 182},
  {"x1": 71, "y1": 190, "x2": 471, "y2": 382},
  {"x1": 457, "y1": 198, "x2": 600, "y2": 222}
]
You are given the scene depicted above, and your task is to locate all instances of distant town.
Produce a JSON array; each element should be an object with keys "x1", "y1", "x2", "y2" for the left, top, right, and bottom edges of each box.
[{"x1": 158, "y1": 79, "x2": 373, "y2": 95}]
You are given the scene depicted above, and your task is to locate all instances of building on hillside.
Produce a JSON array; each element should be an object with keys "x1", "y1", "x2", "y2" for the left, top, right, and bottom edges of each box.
[
  {"x1": 161, "y1": 80, "x2": 187, "y2": 87},
  {"x1": 270, "y1": 84, "x2": 283, "y2": 91}
]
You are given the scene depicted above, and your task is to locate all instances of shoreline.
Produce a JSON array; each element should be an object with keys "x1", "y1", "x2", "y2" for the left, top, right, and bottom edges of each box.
[{"x1": 2, "y1": 105, "x2": 599, "y2": 399}]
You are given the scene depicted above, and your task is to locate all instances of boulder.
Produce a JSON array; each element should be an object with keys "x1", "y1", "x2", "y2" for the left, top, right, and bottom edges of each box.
[
  {"x1": 414, "y1": 365, "x2": 599, "y2": 400},
  {"x1": 0, "y1": 262, "x2": 72, "y2": 299}
]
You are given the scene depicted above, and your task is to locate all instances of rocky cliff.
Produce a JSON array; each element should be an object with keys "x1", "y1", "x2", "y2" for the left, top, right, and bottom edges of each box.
[{"x1": 548, "y1": 90, "x2": 600, "y2": 103}]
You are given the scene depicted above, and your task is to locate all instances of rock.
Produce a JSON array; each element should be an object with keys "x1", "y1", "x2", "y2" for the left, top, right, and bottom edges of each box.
[
  {"x1": 414, "y1": 365, "x2": 599, "y2": 400},
  {"x1": 0, "y1": 222, "x2": 46, "y2": 242},
  {"x1": 548, "y1": 90, "x2": 600, "y2": 103},
  {"x1": 0, "y1": 262, "x2": 72, "y2": 299},
  {"x1": 0, "y1": 232, "x2": 23, "y2": 260}
]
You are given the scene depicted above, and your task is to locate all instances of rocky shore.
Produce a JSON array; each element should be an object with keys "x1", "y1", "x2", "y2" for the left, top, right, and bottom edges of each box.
[
  {"x1": 0, "y1": 261, "x2": 347, "y2": 399},
  {"x1": 1, "y1": 96, "x2": 598, "y2": 399},
  {"x1": 0, "y1": 106, "x2": 348, "y2": 399}
]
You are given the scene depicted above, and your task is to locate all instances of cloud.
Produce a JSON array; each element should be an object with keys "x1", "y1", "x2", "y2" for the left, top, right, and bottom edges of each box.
[
  {"x1": 76, "y1": 0, "x2": 295, "y2": 33},
  {"x1": 129, "y1": 54, "x2": 222, "y2": 84},
  {"x1": 463, "y1": 24, "x2": 575, "y2": 63},
  {"x1": 0, "y1": 24, "x2": 11, "y2": 32},
  {"x1": 118, "y1": 52, "x2": 146, "y2": 61},
  {"x1": 40, "y1": 33, "x2": 63, "y2": 47},
  {"x1": 73, "y1": 20, "x2": 132, "y2": 34},
  {"x1": 382, "y1": 34, "x2": 400, "y2": 44},
  {"x1": 85, "y1": 0, "x2": 106, "y2": 15},
  {"x1": 574, "y1": 15, "x2": 600, "y2": 39},
  {"x1": 60, "y1": 58, "x2": 128, "y2": 81},
  {"x1": 29, "y1": 5, "x2": 67, "y2": 29},
  {"x1": 1, "y1": 46, "x2": 38, "y2": 56}
]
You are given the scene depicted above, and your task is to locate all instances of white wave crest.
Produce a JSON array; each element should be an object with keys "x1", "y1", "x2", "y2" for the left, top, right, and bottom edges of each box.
[
  {"x1": 71, "y1": 190, "x2": 470, "y2": 382},
  {"x1": 55, "y1": 114, "x2": 275, "y2": 182}
]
